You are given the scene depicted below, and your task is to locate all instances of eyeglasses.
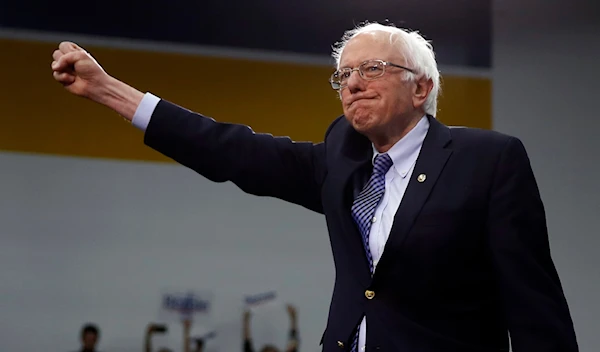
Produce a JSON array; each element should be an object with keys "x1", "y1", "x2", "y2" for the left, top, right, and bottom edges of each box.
[{"x1": 329, "y1": 59, "x2": 415, "y2": 90}]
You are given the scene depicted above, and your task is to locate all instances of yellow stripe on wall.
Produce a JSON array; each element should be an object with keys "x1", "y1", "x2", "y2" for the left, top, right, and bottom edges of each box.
[{"x1": 1, "y1": 38, "x2": 491, "y2": 162}]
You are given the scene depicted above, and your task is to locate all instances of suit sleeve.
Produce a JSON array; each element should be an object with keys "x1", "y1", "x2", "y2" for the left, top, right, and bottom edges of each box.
[
  {"x1": 143, "y1": 99, "x2": 328, "y2": 214},
  {"x1": 486, "y1": 137, "x2": 579, "y2": 351}
]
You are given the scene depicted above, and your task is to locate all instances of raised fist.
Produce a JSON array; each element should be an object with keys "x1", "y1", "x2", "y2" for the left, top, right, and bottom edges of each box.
[{"x1": 51, "y1": 41, "x2": 109, "y2": 99}]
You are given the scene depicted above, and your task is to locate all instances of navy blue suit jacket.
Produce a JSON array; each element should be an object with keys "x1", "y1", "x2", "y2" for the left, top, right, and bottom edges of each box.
[{"x1": 143, "y1": 99, "x2": 578, "y2": 352}]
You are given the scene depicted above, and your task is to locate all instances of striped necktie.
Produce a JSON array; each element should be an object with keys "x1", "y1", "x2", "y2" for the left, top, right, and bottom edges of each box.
[{"x1": 351, "y1": 152, "x2": 393, "y2": 272}]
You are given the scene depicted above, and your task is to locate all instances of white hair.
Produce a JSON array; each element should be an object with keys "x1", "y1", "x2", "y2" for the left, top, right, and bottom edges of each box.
[{"x1": 331, "y1": 22, "x2": 441, "y2": 117}]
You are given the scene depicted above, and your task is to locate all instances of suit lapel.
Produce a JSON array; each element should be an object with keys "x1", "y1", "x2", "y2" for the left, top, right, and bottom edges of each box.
[
  {"x1": 330, "y1": 123, "x2": 374, "y2": 286},
  {"x1": 377, "y1": 116, "x2": 453, "y2": 272}
]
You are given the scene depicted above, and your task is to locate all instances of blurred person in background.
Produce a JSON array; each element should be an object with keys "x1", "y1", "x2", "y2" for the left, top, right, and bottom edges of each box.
[
  {"x1": 190, "y1": 330, "x2": 216, "y2": 352},
  {"x1": 243, "y1": 304, "x2": 299, "y2": 352},
  {"x1": 191, "y1": 337, "x2": 205, "y2": 352},
  {"x1": 144, "y1": 319, "x2": 193, "y2": 352},
  {"x1": 144, "y1": 322, "x2": 172, "y2": 352},
  {"x1": 51, "y1": 21, "x2": 578, "y2": 352},
  {"x1": 75, "y1": 323, "x2": 100, "y2": 352}
]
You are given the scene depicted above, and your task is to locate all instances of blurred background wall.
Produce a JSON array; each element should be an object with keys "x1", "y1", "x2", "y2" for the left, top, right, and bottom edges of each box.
[{"x1": 0, "y1": 0, "x2": 597, "y2": 351}]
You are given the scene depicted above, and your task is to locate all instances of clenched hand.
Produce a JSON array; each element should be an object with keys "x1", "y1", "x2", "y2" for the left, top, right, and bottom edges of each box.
[{"x1": 51, "y1": 41, "x2": 144, "y2": 121}]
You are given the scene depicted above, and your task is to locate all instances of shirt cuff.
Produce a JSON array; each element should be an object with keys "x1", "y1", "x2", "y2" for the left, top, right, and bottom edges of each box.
[{"x1": 132, "y1": 92, "x2": 161, "y2": 131}]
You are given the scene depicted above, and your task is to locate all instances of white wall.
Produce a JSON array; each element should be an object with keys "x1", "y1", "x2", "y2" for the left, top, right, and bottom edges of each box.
[
  {"x1": 0, "y1": 151, "x2": 333, "y2": 352},
  {"x1": 493, "y1": 0, "x2": 600, "y2": 351}
]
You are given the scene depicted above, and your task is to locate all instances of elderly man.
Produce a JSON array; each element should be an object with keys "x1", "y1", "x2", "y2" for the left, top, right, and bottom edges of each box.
[{"x1": 51, "y1": 23, "x2": 578, "y2": 352}]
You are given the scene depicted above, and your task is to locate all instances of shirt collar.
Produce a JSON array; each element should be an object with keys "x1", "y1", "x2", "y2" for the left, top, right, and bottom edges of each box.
[{"x1": 371, "y1": 115, "x2": 430, "y2": 178}]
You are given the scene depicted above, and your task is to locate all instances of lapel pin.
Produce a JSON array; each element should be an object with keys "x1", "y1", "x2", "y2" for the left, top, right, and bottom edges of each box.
[{"x1": 417, "y1": 173, "x2": 427, "y2": 183}]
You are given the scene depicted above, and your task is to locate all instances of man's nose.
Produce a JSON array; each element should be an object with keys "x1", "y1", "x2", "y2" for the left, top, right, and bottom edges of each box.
[{"x1": 346, "y1": 69, "x2": 365, "y2": 93}]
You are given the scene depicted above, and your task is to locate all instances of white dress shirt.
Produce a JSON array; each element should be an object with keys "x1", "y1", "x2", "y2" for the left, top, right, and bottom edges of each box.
[
  {"x1": 131, "y1": 92, "x2": 430, "y2": 350},
  {"x1": 132, "y1": 92, "x2": 161, "y2": 130}
]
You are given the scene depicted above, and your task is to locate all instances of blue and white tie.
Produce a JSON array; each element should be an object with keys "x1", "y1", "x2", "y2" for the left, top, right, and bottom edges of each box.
[{"x1": 349, "y1": 153, "x2": 393, "y2": 351}]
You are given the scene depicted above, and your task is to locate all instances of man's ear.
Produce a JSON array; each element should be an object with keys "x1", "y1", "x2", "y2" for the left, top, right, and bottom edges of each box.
[{"x1": 412, "y1": 77, "x2": 434, "y2": 109}]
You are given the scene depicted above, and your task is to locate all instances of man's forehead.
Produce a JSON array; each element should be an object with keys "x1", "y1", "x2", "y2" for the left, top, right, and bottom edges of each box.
[{"x1": 339, "y1": 31, "x2": 401, "y2": 67}]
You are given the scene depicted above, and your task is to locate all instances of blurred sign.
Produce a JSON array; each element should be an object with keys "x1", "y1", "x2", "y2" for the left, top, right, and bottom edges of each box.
[
  {"x1": 159, "y1": 290, "x2": 213, "y2": 322},
  {"x1": 244, "y1": 290, "x2": 277, "y2": 308}
]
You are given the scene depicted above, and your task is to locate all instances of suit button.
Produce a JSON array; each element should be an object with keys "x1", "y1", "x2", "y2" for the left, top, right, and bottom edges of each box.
[
  {"x1": 337, "y1": 341, "x2": 344, "y2": 348},
  {"x1": 365, "y1": 290, "x2": 375, "y2": 299}
]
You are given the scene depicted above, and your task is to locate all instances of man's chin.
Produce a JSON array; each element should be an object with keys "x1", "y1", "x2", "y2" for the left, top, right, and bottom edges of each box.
[{"x1": 348, "y1": 114, "x2": 372, "y2": 133}]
